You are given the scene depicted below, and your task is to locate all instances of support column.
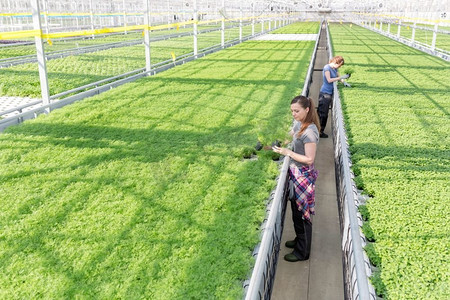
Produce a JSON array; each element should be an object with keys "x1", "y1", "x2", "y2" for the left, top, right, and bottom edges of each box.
[
  {"x1": 123, "y1": 0, "x2": 127, "y2": 34},
  {"x1": 251, "y1": 2, "x2": 255, "y2": 36},
  {"x1": 167, "y1": 0, "x2": 170, "y2": 25},
  {"x1": 193, "y1": 0, "x2": 198, "y2": 56},
  {"x1": 43, "y1": 0, "x2": 49, "y2": 35},
  {"x1": 397, "y1": 20, "x2": 401, "y2": 38},
  {"x1": 31, "y1": 0, "x2": 50, "y2": 112},
  {"x1": 89, "y1": 0, "x2": 95, "y2": 38},
  {"x1": 143, "y1": 0, "x2": 151, "y2": 73},
  {"x1": 239, "y1": 3, "x2": 242, "y2": 41},
  {"x1": 31, "y1": 0, "x2": 50, "y2": 109},
  {"x1": 411, "y1": 22, "x2": 416, "y2": 42},
  {"x1": 7, "y1": 0, "x2": 13, "y2": 30},
  {"x1": 221, "y1": 0, "x2": 225, "y2": 47}
]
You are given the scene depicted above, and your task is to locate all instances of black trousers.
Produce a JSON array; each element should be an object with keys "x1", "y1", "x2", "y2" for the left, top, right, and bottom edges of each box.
[
  {"x1": 318, "y1": 92, "x2": 333, "y2": 133},
  {"x1": 290, "y1": 198, "x2": 312, "y2": 260}
]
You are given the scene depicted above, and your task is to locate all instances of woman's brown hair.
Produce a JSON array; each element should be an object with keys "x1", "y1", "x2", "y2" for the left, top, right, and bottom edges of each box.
[
  {"x1": 329, "y1": 55, "x2": 344, "y2": 65},
  {"x1": 291, "y1": 95, "x2": 321, "y2": 137}
]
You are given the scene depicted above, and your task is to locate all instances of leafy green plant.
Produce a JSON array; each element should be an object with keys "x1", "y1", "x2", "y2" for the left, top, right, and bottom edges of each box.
[
  {"x1": 358, "y1": 204, "x2": 369, "y2": 221},
  {"x1": 354, "y1": 175, "x2": 365, "y2": 190},
  {"x1": 370, "y1": 268, "x2": 387, "y2": 297},
  {"x1": 362, "y1": 222, "x2": 375, "y2": 242},
  {"x1": 235, "y1": 146, "x2": 256, "y2": 159},
  {"x1": 269, "y1": 151, "x2": 281, "y2": 161},
  {"x1": 365, "y1": 243, "x2": 381, "y2": 267},
  {"x1": 341, "y1": 67, "x2": 354, "y2": 75}
]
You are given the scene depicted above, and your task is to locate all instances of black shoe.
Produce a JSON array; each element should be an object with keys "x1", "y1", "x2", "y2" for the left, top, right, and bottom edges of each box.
[
  {"x1": 255, "y1": 141, "x2": 263, "y2": 151},
  {"x1": 320, "y1": 132, "x2": 328, "y2": 138},
  {"x1": 284, "y1": 253, "x2": 309, "y2": 262},
  {"x1": 285, "y1": 240, "x2": 295, "y2": 248}
]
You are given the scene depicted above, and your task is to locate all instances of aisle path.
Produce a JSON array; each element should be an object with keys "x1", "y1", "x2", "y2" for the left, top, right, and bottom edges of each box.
[{"x1": 271, "y1": 25, "x2": 344, "y2": 299}]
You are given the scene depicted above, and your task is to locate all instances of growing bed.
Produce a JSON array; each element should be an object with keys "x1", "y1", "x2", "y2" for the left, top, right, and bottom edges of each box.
[
  {"x1": 0, "y1": 22, "x2": 318, "y2": 299},
  {"x1": 330, "y1": 23, "x2": 449, "y2": 300}
]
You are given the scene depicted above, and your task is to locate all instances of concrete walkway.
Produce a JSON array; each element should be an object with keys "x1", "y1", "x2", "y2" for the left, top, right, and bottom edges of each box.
[{"x1": 271, "y1": 25, "x2": 344, "y2": 300}]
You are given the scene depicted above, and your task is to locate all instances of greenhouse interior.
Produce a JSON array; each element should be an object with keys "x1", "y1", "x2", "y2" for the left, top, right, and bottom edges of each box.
[{"x1": 0, "y1": 0, "x2": 448, "y2": 299}]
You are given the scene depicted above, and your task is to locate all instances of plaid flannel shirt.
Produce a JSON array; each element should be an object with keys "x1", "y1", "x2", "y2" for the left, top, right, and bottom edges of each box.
[{"x1": 289, "y1": 163, "x2": 319, "y2": 223}]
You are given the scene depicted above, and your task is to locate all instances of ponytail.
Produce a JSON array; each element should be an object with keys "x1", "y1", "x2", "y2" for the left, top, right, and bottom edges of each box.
[{"x1": 291, "y1": 95, "x2": 321, "y2": 137}]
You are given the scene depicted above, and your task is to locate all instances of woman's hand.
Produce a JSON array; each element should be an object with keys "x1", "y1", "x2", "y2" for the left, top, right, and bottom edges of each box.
[
  {"x1": 272, "y1": 146, "x2": 290, "y2": 157},
  {"x1": 273, "y1": 143, "x2": 316, "y2": 165}
]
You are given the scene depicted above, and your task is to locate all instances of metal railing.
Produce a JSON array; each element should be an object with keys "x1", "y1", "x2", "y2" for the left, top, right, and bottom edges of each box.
[
  {"x1": 358, "y1": 23, "x2": 450, "y2": 62},
  {"x1": 244, "y1": 21, "x2": 321, "y2": 300},
  {"x1": 326, "y1": 25, "x2": 377, "y2": 300}
]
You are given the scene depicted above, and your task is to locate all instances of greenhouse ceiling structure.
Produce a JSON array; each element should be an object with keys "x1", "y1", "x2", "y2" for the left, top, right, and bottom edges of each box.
[{"x1": 0, "y1": 0, "x2": 448, "y2": 32}]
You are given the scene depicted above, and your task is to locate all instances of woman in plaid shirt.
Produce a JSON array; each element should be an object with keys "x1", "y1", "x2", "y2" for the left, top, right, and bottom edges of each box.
[{"x1": 272, "y1": 95, "x2": 320, "y2": 262}]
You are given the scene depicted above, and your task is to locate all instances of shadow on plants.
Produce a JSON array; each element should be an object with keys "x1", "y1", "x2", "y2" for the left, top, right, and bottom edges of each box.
[
  {"x1": 1, "y1": 120, "x2": 273, "y2": 298},
  {"x1": 364, "y1": 242, "x2": 387, "y2": 298},
  {"x1": 338, "y1": 28, "x2": 449, "y2": 118}
]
